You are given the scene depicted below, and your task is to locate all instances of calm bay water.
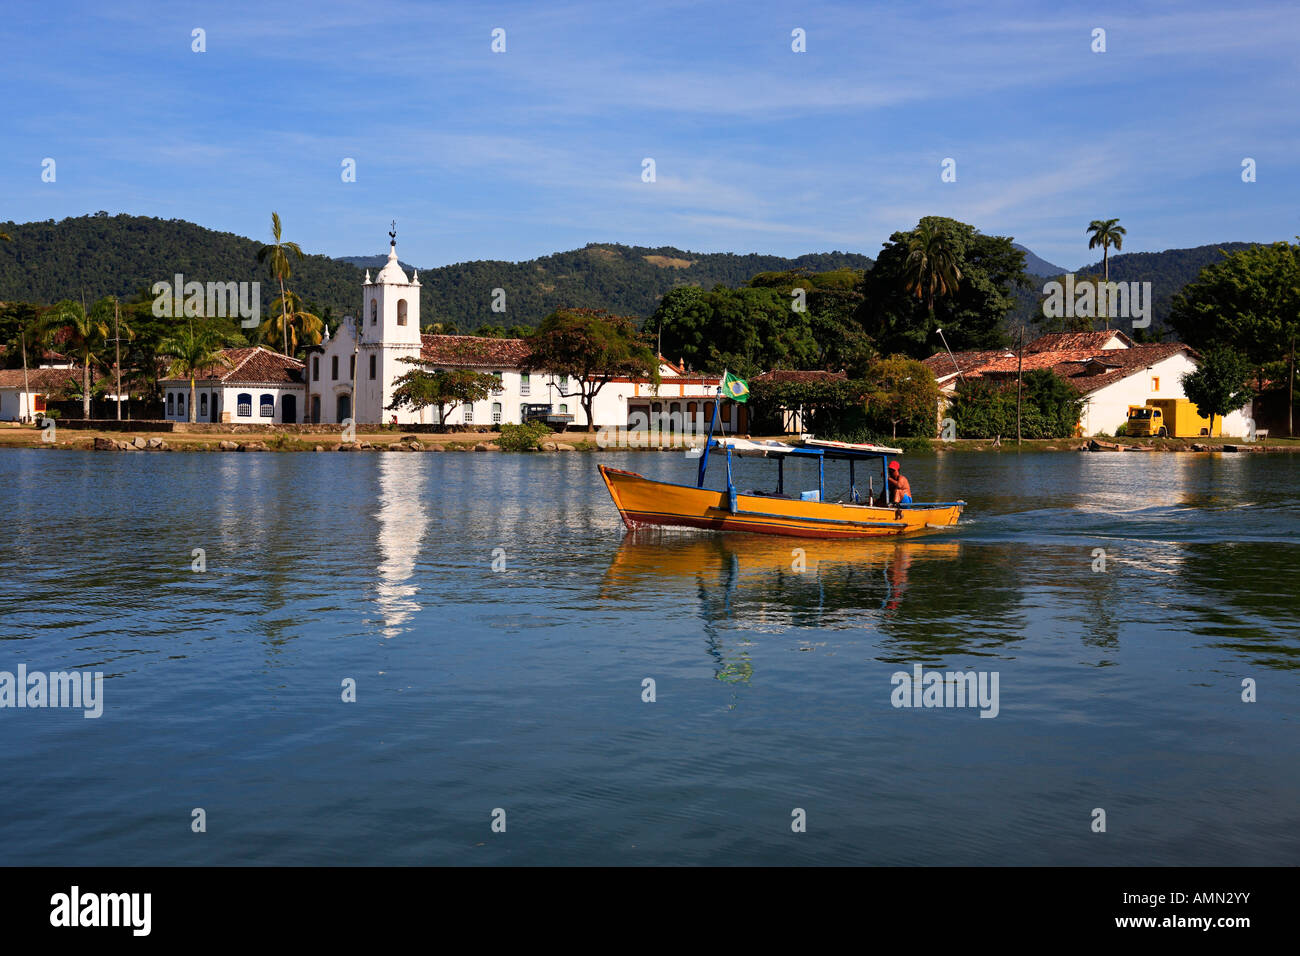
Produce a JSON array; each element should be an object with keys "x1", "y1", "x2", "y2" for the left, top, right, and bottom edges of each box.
[{"x1": 1, "y1": 447, "x2": 1297, "y2": 866}]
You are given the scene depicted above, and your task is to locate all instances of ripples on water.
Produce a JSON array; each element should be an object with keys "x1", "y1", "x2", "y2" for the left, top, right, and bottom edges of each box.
[{"x1": 1, "y1": 448, "x2": 1297, "y2": 865}]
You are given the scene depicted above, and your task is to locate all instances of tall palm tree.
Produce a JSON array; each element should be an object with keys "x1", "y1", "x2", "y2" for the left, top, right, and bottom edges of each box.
[
  {"x1": 261, "y1": 289, "x2": 324, "y2": 355},
  {"x1": 257, "y1": 212, "x2": 304, "y2": 357},
  {"x1": 901, "y1": 221, "x2": 962, "y2": 329},
  {"x1": 1086, "y1": 218, "x2": 1126, "y2": 283},
  {"x1": 54, "y1": 298, "x2": 111, "y2": 419},
  {"x1": 160, "y1": 320, "x2": 229, "y2": 423}
]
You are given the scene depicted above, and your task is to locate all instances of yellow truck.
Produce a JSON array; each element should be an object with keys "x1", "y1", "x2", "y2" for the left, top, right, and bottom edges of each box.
[{"x1": 1126, "y1": 399, "x2": 1220, "y2": 438}]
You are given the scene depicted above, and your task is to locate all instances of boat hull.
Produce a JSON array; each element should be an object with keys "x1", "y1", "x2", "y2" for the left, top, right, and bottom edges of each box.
[{"x1": 599, "y1": 465, "x2": 963, "y2": 539}]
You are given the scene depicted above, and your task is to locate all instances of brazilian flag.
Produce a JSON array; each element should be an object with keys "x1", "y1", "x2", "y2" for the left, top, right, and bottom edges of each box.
[{"x1": 721, "y1": 371, "x2": 750, "y2": 403}]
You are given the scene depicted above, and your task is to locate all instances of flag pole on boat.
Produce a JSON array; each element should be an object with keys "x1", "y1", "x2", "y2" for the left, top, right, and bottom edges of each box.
[{"x1": 696, "y1": 369, "x2": 724, "y2": 487}]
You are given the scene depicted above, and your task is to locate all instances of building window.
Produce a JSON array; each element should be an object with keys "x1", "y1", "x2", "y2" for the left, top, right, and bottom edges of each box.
[
  {"x1": 178, "y1": 393, "x2": 186, "y2": 416},
  {"x1": 520, "y1": 372, "x2": 530, "y2": 396},
  {"x1": 492, "y1": 371, "x2": 503, "y2": 393},
  {"x1": 1151, "y1": 376, "x2": 1160, "y2": 392},
  {"x1": 313, "y1": 356, "x2": 320, "y2": 379},
  {"x1": 369, "y1": 354, "x2": 377, "y2": 380},
  {"x1": 167, "y1": 393, "x2": 174, "y2": 415},
  {"x1": 259, "y1": 394, "x2": 274, "y2": 418},
  {"x1": 492, "y1": 402, "x2": 502, "y2": 424},
  {"x1": 237, "y1": 393, "x2": 252, "y2": 417},
  {"x1": 559, "y1": 404, "x2": 568, "y2": 414},
  {"x1": 370, "y1": 300, "x2": 377, "y2": 326},
  {"x1": 556, "y1": 374, "x2": 568, "y2": 391},
  {"x1": 350, "y1": 355, "x2": 356, "y2": 379},
  {"x1": 397, "y1": 300, "x2": 407, "y2": 326},
  {"x1": 200, "y1": 394, "x2": 208, "y2": 416},
  {"x1": 331, "y1": 355, "x2": 338, "y2": 380},
  {"x1": 463, "y1": 404, "x2": 473, "y2": 423}
]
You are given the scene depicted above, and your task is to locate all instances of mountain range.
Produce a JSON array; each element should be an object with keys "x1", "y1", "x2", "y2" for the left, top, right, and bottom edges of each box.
[{"x1": 0, "y1": 213, "x2": 1265, "y2": 340}]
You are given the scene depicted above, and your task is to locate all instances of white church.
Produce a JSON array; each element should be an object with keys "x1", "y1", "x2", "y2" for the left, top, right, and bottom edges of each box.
[{"x1": 164, "y1": 229, "x2": 748, "y2": 431}]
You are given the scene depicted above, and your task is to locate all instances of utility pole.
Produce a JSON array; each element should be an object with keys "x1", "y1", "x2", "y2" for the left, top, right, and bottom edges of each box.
[
  {"x1": 113, "y1": 299, "x2": 123, "y2": 421},
  {"x1": 20, "y1": 328, "x2": 30, "y2": 424},
  {"x1": 936, "y1": 327, "x2": 965, "y2": 383},
  {"x1": 1016, "y1": 323, "x2": 1024, "y2": 446}
]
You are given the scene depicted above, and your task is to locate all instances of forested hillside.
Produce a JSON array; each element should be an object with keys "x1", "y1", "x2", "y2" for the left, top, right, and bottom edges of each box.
[
  {"x1": 1008, "y1": 242, "x2": 1259, "y2": 338},
  {"x1": 0, "y1": 213, "x2": 361, "y2": 322},
  {"x1": 0, "y1": 214, "x2": 872, "y2": 330}
]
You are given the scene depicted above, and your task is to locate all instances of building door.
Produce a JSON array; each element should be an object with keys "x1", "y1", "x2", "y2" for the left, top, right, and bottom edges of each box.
[
  {"x1": 311, "y1": 396, "x2": 321, "y2": 424},
  {"x1": 336, "y1": 394, "x2": 351, "y2": 422},
  {"x1": 282, "y1": 394, "x2": 297, "y2": 424}
]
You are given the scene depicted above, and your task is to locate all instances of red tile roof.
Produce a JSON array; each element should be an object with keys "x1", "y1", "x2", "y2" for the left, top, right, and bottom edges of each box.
[
  {"x1": 976, "y1": 349, "x2": 1108, "y2": 375},
  {"x1": 420, "y1": 334, "x2": 532, "y2": 368},
  {"x1": 1050, "y1": 343, "x2": 1192, "y2": 395},
  {"x1": 159, "y1": 346, "x2": 304, "y2": 385},
  {"x1": 1026, "y1": 330, "x2": 1134, "y2": 353},
  {"x1": 0, "y1": 367, "x2": 86, "y2": 393},
  {"x1": 921, "y1": 349, "x2": 1016, "y2": 379}
]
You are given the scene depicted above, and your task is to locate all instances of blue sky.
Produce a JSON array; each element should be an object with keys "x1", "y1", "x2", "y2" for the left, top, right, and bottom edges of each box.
[{"x1": 4, "y1": 0, "x2": 1298, "y2": 269}]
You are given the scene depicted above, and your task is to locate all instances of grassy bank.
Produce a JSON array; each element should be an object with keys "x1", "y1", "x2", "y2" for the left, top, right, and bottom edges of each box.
[{"x1": 2, "y1": 422, "x2": 1296, "y2": 454}]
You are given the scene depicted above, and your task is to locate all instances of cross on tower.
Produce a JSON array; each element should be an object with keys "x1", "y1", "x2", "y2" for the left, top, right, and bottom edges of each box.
[{"x1": 389, "y1": 220, "x2": 396, "y2": 247}]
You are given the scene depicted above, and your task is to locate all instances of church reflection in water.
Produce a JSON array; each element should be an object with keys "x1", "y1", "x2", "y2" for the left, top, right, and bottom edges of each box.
[
  {"x1": 601, "y1": 531, "x2": 963, "y2": 686},
  {"x1": 373, "y1": 454, "x2": 430, "y2": 638}
]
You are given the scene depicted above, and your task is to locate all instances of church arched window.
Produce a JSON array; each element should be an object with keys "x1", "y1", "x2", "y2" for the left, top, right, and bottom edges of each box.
[
  {"x1": 237, "y1": 393, "x2": 251, "y2": 417},
  {"x1": 397, "y1": 300, "x2": 408, "y2": 326},
  {"x1": 167, "y1": 393, "x2": 174, "y2": 416},
  {"x1": 370, "y1": 300, "x2": 377, "y2": 325}
]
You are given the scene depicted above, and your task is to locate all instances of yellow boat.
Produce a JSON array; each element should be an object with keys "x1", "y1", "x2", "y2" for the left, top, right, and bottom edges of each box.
[{"x1": 599, "y1": 436, "x2": 965, "y2": 539}]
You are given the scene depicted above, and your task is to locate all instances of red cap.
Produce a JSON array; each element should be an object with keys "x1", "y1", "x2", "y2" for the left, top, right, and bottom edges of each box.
[{"x1": 888, "y1": 460, "x2": 900, "y2": 472}]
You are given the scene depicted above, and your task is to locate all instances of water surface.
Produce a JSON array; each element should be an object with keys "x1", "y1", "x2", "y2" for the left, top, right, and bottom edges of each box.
[{"x1": 1, "y1": 448, "x2": 1297, "y2": 865}]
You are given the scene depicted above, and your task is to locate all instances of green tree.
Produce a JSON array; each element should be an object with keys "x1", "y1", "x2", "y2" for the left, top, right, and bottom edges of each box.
[
  {"x1": 52, "y1": 297, "x2": 112, "y2": 419},
  {"x1": 745, "y1": 269, "x2": 873, "y2": 373},
  {"x1": 1181, "y1": 347, "x2": 1256, "y2": 436},
  {"x1": 525, "y1": 308, "x2": 660, "y2": 431},
  {"x1": 857, "y1": 217, "x2": 1026, "y2": 357},
  {"x1": 1086, "y1": 218, "x2": 1126, "y2": 284},
  {"x1": 1168, "y1": 241, "x2": 1299, "y2": 435},
  {"x1": 257, "y1": 212, "x2": 304, "y2": 357},
  {"x1": 654, "y1": 286, "x2": 818, "y2": 376},
  {"x1": 902, "y1": 221, "x2": 962, "y2": 330},
  {"x1": 160, "y1": 320, "x2": 229, "y2": 423},
  {"x1": 0, "y1": 302, "x2": 53, "y2": 422},
  {"x1": 386, "y1": 362, "x2": 498, "y2": 424},
  {"x1": 862, "y1": 356, "x2": 939, "y2": 438},
  {"x1": 260, "y1": 289, "x2": 323, "y2": 355}
]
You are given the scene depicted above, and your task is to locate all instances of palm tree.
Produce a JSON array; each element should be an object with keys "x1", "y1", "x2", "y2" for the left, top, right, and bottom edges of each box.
[
  {"x1": 1086, "y1": 218, "x2": 1126, "y2": 283},
  {"x1": 160, "y1": 320, "x2": 229, "y2": 423},
  {"x1": 53, "y1": 298, "x2": 111, "y2": 419},
  {"x1": 257, "y1": 212, "x2": 304, "y2": 357},
  {"x1": 260, "y1": 289, "x2": 324, "y2": 355},
  {"x1": 901, "y1": 220, "x2": 962, "y2": 329}
]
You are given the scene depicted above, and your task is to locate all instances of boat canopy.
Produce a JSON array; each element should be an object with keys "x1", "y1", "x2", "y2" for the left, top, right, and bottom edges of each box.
[{"x1": 706, "y1": 436, "x2": 902, "y2": 460}]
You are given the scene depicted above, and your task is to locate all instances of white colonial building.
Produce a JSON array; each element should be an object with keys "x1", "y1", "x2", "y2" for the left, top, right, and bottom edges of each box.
[
  {"x1": 301, "y1": 233, "x2": 747, "y2": 431},
  {"x1": 923, "y1": 331, "x2": 1252, "y2": 436},
  {"x1": 160, "y1": 346, "x2": 305, "y2": 423}
]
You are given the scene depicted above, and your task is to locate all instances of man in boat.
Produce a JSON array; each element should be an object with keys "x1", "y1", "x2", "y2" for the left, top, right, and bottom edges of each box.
[{"x1": 884, "y1": 459, "x2": 912, "y2": 505}]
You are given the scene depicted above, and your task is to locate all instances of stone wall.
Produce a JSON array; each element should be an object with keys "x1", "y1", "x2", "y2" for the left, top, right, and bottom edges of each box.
[{"x1": 53, "y1": 420, "x2": 503, "y2": 435}]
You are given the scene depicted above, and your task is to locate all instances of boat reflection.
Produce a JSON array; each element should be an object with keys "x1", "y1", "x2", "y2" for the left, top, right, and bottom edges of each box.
[{"x1": 603, "y1": 530, "x2": 963, "y2": 688}]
